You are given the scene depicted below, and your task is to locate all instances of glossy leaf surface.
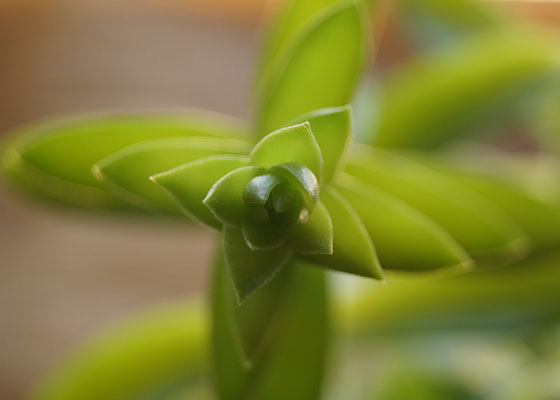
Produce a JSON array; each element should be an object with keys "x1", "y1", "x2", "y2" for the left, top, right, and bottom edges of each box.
[
  {"x1": 256, "y1": 1, "x2": 368, "y2": 136},
  {"x1": 337, "y1": 176, "x2": 471, "y2": 271},
  {"x1": 151, "y1": 156, "x2": 248, "y2": 228},
  {"x1": 373, "y1": 29, "x2": 557, "y2": 149},
  {"x1": 347, "y1": 147, "x2": 529, "y2": 261},
  {"x1": 93, "y1": 137, "x2": 249, "y2": 213},
  {"x1": 223, "y1": 226, "x2": 292, "y2": 303},
  {"x1": 250, "y1": 122, "x2": 323, "y2": 182},
  {"x1": 291, "y1": 106, "x2": 352, "y2": 184},
  {"x1": 285, "y1": 201, "x2": 333, "y2": 254},
  {"x1": 300, "y1": 187, "x2": 384, "y2": 279},
  {"x1": 2, "y1": 111, "x2": 244, "y2": 211}
]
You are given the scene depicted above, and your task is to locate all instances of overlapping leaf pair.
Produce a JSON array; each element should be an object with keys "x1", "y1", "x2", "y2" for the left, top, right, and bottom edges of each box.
[{"x1": 149, "y1": 107, "x2": 383, "y2": 302}]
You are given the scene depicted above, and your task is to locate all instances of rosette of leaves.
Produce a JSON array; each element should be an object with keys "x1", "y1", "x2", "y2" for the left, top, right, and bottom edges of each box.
[{"x1": 148, "y1": 107, "x2": 384, "y2": 303}]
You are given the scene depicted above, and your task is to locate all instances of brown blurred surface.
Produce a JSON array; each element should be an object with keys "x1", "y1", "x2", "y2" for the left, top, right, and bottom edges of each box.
[{"x1": 0, "y1": 1, "x2": 261, "y2": 398}]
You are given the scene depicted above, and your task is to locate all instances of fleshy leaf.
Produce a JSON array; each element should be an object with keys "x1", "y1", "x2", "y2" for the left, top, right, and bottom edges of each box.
[
  {"x1": 336, "y1": 175, "x2": 472, "y2": 271},
  {"x1": 347, "y1": 147, "x2": 529, "y2": 261},
  {"x1": 223, "y1": 226, "x2": 292, "y2": 303},
  {"x1": 291, "y1": 106, "x2": 352, "y2": 184},
  {"x1": 203, "y1": 166, "x2": 266, "y2": 228},
  {"x1": 255, "y1": 1, "x2": 368, "y2": 137},
  {"x1": 212, "y1": 256, "x2": 328, "y2": 400},
  {"x1": 269, "y1": 163, "x2": 320, "y2": 213},
  {"x1": 242, "y1": 218, "x2": 290, "y2": 251},
  {"x1": 151, "y1": 156, "x2": 248, "y2": 228},
  {"x1": 250, "y1": 122, "x2": 323, "y2": 182},
  {"x1": 300, "y1": 187, "x2": 384, "y2": 279},
  {"x1": 373, "y1": 28, "x2": 557, "y2": 149},
  {"x1": 285, "y1": 201, "x2": 333, "y2": 255},
  {"x1": 2, "y1": 111, "x2": 244, "y2": 211},
  {"x1": 93, "y1": 137, "x2": 249, "y2": 213}
]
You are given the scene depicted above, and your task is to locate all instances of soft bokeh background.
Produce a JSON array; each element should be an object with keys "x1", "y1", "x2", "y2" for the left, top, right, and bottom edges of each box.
[{"x1": 1, "y1": 1, "x2": 559, "y2": 398}]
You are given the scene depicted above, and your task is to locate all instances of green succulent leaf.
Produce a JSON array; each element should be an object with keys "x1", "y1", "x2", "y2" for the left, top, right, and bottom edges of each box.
[
  {"x1": 151, "y1": 156, "x2": 248, "y2": 228},
  {"x1": 300, "y1": 187, "x2": 384, "y2": 279},
  {"x1": 250, "y1": 122, "x2": 323, "y2": 183},
  {"x1": 373, "y1": 28, "x2": 557, "y2": 149},
  {"x1": 241, "y1": 218, "x2": 291, "y2": 251},
  {"x1": 92, "y1": 137, "x2": 250, "y2": 213},
  {"x1": 347, "y1": 147, "x2": 529, "y2": 261},
  {"x1": 268, "y1": 163, "x2": 320, "y2": 213},
  {"x1": 223, "y1": 226, "x2": 292, "y2": 303},
  {"x1": 1, "y1": 111, "x2": 244, "y2": 211},
  {"x1": 336, "y1": 175, "x2": 471, "y2": 271},
  {"x1": 256, "y1": 0, "x2": 368, "y2": 136},
  {"x1": 203, "y1": 166, "x2": 266, "y2": 228},
  {"x1": 291, "y1": 106, "x2": 352, "y2": 184},
  {"x1": 212, "y1": 256, "x2": 328, "y2": 400},
  {"x1": 286, "y1": 201, "x2": 333, "y2": 255}
]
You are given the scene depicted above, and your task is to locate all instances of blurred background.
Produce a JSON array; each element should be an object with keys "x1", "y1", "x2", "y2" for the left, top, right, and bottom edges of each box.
[{"x1": 1, "y1": 0, "x2": 560, "y2": 399}]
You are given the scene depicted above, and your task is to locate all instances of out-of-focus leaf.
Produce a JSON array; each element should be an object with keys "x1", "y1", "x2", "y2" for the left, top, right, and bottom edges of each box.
[
  {"x1": 31, "y1": 303, "x2": 206, "y2": 400},
  {"x1": 212, "y1": 255, "x2": 329, "y2": 400},
  {"x1": 93, "y1": 137, "x2": 249, "y2": 213},
  {"x1": 204, "y1": 166, "x2": 265, "y2": 228},
  {"x1": 250, "y1": 122, "x2": 323, "y2": 182},
  {"x1": 336, "y1": 175, "x2": 471, "y2": 271},
  {"x1": 223, "y1": 226, "x2": 292, "y2": 303},
  {"x1": 151, "y1": 156, "x2": 248, "y2": 228},
  {"x1": 347, "y1": 147, "x2": 529, "y2": 261},
  {"x1": 373, "y1": 29, "x2": 557, "y2": 149},
  {"x1": 291, "y1": 106, "x2": 352, "y2": 184},
  {"x1": 1, "y1": 111, "x2": 244, "y2": 211},
  {"x1": 432, "y1": 165, "x2": 560, "y2": 253},
  {"x1": 301, "y1": 187, "x2": 384, "y2": 279},
  {"x1": 343, "y1": 251, "x2": 560, "y2": 336},
  {"x1": 255, "y1": 1, "x2": 368, "y2": 137},
  {"x1": 286, "y1": 201, "x2": 333, "y2": 254}
]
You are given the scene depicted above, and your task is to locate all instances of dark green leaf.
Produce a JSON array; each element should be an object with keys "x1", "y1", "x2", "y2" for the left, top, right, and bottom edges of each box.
[
  {"x1": 286, "y1": 201, "x2": 333, "y2": 254},
  {"x1": 223, "y1": 226, "x2": 292, "y2": 303},
  {"x1": 151, "y1": 156, "x2": 248, "y2": 228}
]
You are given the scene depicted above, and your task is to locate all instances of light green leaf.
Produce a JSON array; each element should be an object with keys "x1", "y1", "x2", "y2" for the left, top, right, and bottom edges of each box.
[
  {"x1": 223, "y1": 226, "x2": 292, "y2": 303},
  {"x1": 373, "y1": 28, "x2": 557, "y2": 149},
  {"x1": 286, "y1": 201, "x2": 333, "y2": 254},
  {"x1": 212, "y1": 255, "x2": 328, "y2": 400},
  {"x1": 151, "y1": 156, "x2": 248, "y2": 228},
  {"x1": 250, "y1": 122, "x2": 323, "y2": 182},
  {"x1": 203, "y1": 166, "x2": 265, "y2": 228},
  {"x1": 336, "y1": 175, "x2": 471, "y2": 271},
  {"x1": 291, "y1": 106, "x2": 352, "y2": 183},
  {"x1": 2, "y1": 111, "x2": 245, "y2": 211},
  {"x1": 256, "y1": 1, "x2": 368, "y2": 137},
  {"x1": 347, "y1": 147, "x2": 529, "y2": 261},
  {"x1": 93, "y1": 137, "x2": 249, "y2": 213},
  {"x1": 300, "y1": 187, "x2": 384, "y2": 279}
]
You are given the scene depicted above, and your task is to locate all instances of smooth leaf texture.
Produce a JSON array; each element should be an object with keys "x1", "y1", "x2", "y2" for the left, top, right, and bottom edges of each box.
[
  {"x1": 255, "y1": 0, "x2": 368, "y2": 137},
  {"x1": 373, "y1": 28, "x2": 557, "y2": 149},
  {"x1": 347, "y1": 147, "x2": 529, "y2": 261},
  {"x1": 212, "y1": 256, "x2": 328, "y2": 400},
  {"x1": 93, "y1": 137, "x2": 250, "y2": 213},
  {"x1": 300, "y1": 187, "x2": 384, "y2": 279},
  {"x1": 432, "y1": 165, "x2": 560, "y2": 253},
  {"x1": 223, "y1": 226, "x2": 292, "y2": 303},
  {"x1": 204, "y1": 166, "x2": 266, "y2": 228},
  {"x1": 151, "y1": 156, "x2": 248, "y2": 228},
  {"x1": 336, "y1": 175, "x2": 471, "y2": 271},
  {"x1": 2, "y1": 111, "x2": 244, "y2": 211},
  {"x1": 250, "y1": 122, "x2": 323, "y2": 182},
  {"x1": 291, "y1": 106, "x2": 352, "y2": 183},
  {"x1": 285, "y1": 201, "x2": 333, "y2": 254}
]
